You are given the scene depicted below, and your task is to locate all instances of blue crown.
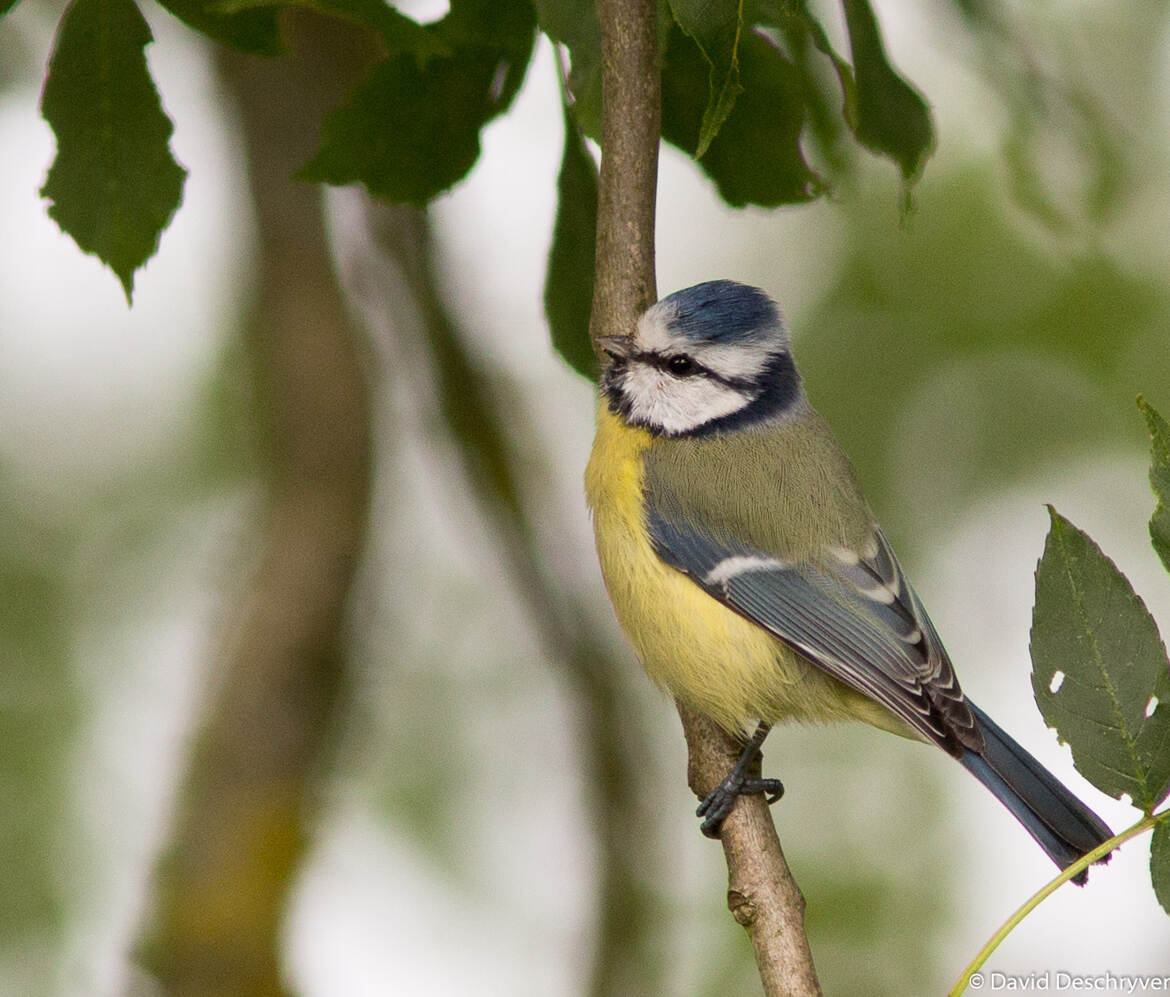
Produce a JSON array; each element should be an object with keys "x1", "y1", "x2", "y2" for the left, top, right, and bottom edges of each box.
[{"x1": 659, "y1": 280, "x2": 780, "y2": 343}]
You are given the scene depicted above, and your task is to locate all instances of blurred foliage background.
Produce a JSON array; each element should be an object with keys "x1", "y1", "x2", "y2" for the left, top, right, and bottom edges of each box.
[{"x1": 1, "y1": 0, "x2": 1170, "y2": 994}]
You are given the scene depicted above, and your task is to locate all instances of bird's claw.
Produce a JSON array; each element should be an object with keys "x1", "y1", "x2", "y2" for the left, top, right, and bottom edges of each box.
[
  {"x1": 696, "y1": 775, "x2": 785, "y2": 838},
  {"x1": 752, "y1": 778, "x2": 786, "y2": 805}
]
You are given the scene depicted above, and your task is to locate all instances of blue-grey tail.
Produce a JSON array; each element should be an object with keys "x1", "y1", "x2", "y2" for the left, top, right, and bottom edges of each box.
[{"x1": 959, "y1": 703, "x2": 1113, "y2": 884}]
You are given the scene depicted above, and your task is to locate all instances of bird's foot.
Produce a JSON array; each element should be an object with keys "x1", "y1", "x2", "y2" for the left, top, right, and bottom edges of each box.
[{"x1": 696, "y1": 774, "x2": 784, "y2": 838}]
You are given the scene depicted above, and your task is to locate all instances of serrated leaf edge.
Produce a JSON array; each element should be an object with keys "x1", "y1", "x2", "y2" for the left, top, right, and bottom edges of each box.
[{"x1": 1043, "y1": 507, "x2": 1169, "y2": 812}]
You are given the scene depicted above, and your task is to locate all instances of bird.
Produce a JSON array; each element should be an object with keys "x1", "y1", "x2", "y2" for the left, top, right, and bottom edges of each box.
[{"x1": 584, "y1": 279, "x2": 1113, "y2": 881}]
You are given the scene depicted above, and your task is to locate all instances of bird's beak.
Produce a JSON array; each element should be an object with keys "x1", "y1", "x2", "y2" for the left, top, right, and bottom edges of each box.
[{"x1": 598, "y1": 335, "x2": 636, "y2": 361}]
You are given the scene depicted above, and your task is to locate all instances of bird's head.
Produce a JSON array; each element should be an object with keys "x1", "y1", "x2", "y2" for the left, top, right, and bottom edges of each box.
[{"x1": 599, "y1": 280, "x2": 803, "y2": 437}]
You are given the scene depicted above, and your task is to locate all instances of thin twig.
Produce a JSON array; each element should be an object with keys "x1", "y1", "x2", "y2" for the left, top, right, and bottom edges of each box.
[
  {"x1": 948, "y1": 810, "x2": 1169, "y2": 996},
  {"x1": 591, "y1": 1, "x2": 823, "y2": 993}
]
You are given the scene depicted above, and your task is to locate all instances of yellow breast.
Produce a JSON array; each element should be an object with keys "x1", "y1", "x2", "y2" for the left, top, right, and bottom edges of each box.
[{"x1": 584, "y1": 404, "x2": 896, "y2": 736}]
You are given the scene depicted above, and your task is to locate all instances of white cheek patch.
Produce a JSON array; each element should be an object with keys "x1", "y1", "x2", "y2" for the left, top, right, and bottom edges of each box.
[{"x1": 620, "y1": 361, "x2": 754, "y2": 435}]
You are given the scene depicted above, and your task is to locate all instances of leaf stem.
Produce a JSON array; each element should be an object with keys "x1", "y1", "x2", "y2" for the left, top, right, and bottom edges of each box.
[{"x1": 948, "y1": 808, "x2": 1170, "y2": 996}]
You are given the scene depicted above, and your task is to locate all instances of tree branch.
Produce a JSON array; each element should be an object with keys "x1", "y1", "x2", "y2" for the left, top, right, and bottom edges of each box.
[
  {"x1": 590, "y1": 2, "x2": 822, "y2": 993},
  {"x1": 681, "y1": 706, "x2": 822, "y2": 996},
  {"x1": 589, "y1": 0, "x2": 660, "y2": 340}
]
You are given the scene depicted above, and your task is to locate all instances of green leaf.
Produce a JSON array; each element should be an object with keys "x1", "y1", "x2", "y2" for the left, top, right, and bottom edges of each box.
[
  {"x1": 40, "y1": 0, "x2": 187, "y2": 301},
  {"x1": 749, "y1": 0, "x2": 851, "y2": 169},
  {"x1": 209, "y1": 0, "x2": 446, "y2": 56},
  {"x1": 1152, "y1": 818, "x2": 1170, "y2": 916},
  {"x1": 532, "y1": 0, "x2": 602, "y2": 138},
  {"x1": 779, "y1": 0, "x2": 856, "y2": 125},
  {"x1": 1139, "y1": 397, "x2": 1170, "y2": 575},
  {"x1": 668, "y1": 0, "x2": 745, "y2": 157},
  {"x1": 662, "y1": 24, "x2": 822, "y2": 207},
  {"x1": 841, "y1": 0, "x2": 933, "y2": 186},
  {"x1": 155, "y1": 0, "x2": 281, "y2": 55},
  {"x1": 1030, "y1": 508, "x2": 1170, "y2": 813},
  {"x1": 2, "y1": 0, "x2": 24, "y2": 16},
  {"x1": 544, "y1": 101, "x2": 598, "y2": 382},
  {"x1": 300, "y1": 0, "x2": 535, "y2": 203}
]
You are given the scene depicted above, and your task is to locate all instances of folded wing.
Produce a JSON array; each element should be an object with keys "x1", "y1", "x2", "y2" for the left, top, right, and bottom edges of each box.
[{"x1": 646, "y1": 506, "x2": 981, "y2": 756}]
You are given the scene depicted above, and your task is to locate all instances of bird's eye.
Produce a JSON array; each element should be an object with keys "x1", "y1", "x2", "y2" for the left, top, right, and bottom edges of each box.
[{"x1": 667, "y1": 355, "x2": 697, "y2": 377}]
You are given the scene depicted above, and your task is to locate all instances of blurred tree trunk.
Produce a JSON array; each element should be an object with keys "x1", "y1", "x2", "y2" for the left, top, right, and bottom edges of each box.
[
  {"x1": 363, "y1": 201, "x2": 666, "y2": 996},
  {"x1": 135, "y1": 16, "x2": 376, "y2": 995}
]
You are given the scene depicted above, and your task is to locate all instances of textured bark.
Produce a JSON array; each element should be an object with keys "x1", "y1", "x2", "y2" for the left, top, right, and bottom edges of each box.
[
  {"x1": 681, "y1": 706, "x2": 822, "y2": 996},
  {"x1": 589, "y1": 0, "x2": 661, "y2": 343},
  {"x1": 135, "y1": 17, "x2": 376, "y2": 995},
  {"x1": 591, "y1": 1, "x2": 822, "y2": 993}
]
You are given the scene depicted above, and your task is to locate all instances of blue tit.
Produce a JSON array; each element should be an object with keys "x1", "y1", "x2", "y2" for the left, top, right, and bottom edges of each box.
[{"x1": 584, "y1": 279, "x2": 1112, "y2": 879}]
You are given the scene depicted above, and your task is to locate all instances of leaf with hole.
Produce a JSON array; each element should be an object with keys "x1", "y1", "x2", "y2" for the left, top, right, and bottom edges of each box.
[{"x1": 1030, "y1": 508, "x2": 1170, "y2": 813}]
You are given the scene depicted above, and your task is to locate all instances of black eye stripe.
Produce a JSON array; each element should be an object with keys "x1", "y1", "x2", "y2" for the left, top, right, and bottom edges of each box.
[
  {"x1": 602, "y1": 348, "x2": 801, "y2": 438},
  {"x1": 631, "y1": 348, "x2": 761, "y2": 392},
  {"x1": 635, "y1": 350, "x2": 708, "y2": 377}
]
